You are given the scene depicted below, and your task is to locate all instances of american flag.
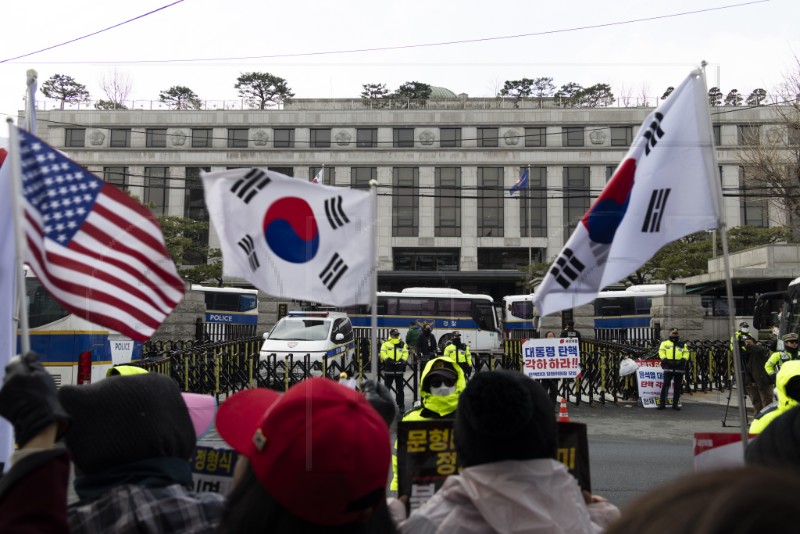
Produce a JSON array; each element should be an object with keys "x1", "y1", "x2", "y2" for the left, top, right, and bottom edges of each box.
[{"x1": 15, "y1": 127, "x2": 185, "y2": 341}]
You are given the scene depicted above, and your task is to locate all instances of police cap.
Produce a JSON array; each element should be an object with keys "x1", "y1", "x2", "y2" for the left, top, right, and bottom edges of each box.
[{"x1": 783, "y1": 333, "x2": 799, "y2": 343}]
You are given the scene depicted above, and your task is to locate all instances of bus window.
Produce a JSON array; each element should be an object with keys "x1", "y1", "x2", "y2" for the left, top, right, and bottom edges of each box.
[
  {"x1": 397, "y1": 298, "x2": 436, "y2": 315},
  {"x1": 27, "y1": 279, "x2": 69, "y2": 328},
  {"x1": 510, "y1": 301, "x2": 534, "y2": 320},
  {"x1": 239, "y1": 294, "x2": 257, "y2": 313},
  {"x1": 474, "y1": 303, "x2": 495, "y2": 330}
]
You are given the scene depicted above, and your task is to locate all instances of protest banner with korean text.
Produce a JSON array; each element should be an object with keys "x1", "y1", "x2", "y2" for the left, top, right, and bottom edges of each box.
[
  {"x1": 522, "y1": 338, "x2": 581, "y2": 379},
  {"x1": 190, "y1": 445, "x2": 239, "y2": 494}
]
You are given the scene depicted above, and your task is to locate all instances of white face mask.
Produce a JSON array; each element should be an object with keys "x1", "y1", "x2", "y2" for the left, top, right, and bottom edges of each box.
[
  {"x1": 430, "y1": 385, "x2": 456, "y2": 397},
  {"x1": 741, "y1": 327, "x2": 749, "y2": 333}
]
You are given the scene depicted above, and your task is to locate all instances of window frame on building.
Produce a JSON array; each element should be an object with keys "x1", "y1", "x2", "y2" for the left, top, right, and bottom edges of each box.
[
  {"x1": 392, "y1": 167, "x2": 419, "y2": 237},
  {"x1": 392, "y1": 248, "x2": 460, "y2": 272},
  {"x1": 713, "y1": 124, "x2": 722, "y2": 146},
  {"x1": 227, "y1": 128, "x2": 249, "y2": 148},
  {"x1": 519, "y1": 166, "x2": 547, "y2": 238},
  {"x1": 478, "y1": 167, "x2": 504, "y2": 237},
  {"x1": 478, "y1": 248, "x2": 543, "y2": 269},
  {"x1": 524, "y1": 127, "x2": 546, "y2": 147},
  {"x1": 739, "y1": 166, "x2": 768, "y2": 227},
  {"x1": 65, "y1": 128, "x2": 86, "y2": 147},
  {"x1": 356, "y1": 128, "x2": 378, "y2": 148},
  {"x1": 109, "y1": 128, "x2": 131, "y2": 148},
  {"x1": 309, "y1": 166, "x2": 334, "y2": 184},
  {"x1": 146, "y1": 128, "x2": 167, "y2": 148},
  {"x1": 477, "y1": 128, "x2": 499, "y2": 148},
  {"x1": 143, "y1": 166, "x2": 170, "y2": 217},
  {"x1": 393, "y1": 128, "x2": 415, "y2": 148},
  {"x1": 563, "y1": 166, "x2": 591, "y2": 236},
  {"x1": 310, "y1": 128, "x2": 332, "y2": 148},
  {"x1": 562, "y1": 127, "x2": 585, "y2": 147},
  {"x1": 103, "y1": 166, "x2": 129, "y2": 189},
  {"x1": 738, "y1": 124, "x2": 760, "y2": 146},
  {"x1": 435, "y1": 167, "x2": 461, "y2": 237},
  {"x1": 440, "y1": 128, "x2": 462, "y2": 148},
  {"x1": 351, "y1": 167, "x2": 376, "y2": 190},
  {"x1": 192, "y1": 128, "x2": 212, "y2": 148},
  {"x1": 273, "y1": 128, "x2": 295, "y2": 148},
  {"x1": 610, "y1": 126, "x2": 633, "y2": 146}
]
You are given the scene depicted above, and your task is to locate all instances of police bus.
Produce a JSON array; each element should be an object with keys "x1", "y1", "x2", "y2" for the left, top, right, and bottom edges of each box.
[
  {"x1": 502, "y1": 294, "x2": 536, "y2": 339},
  {"x1": 190, "y1": 285, "x2": 259, "y2": 341}
]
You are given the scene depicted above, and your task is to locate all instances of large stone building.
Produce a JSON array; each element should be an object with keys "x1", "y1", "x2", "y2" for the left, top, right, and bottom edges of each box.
[{"x1": 32, "y1": 91, "x2": 788, "y2": 300}]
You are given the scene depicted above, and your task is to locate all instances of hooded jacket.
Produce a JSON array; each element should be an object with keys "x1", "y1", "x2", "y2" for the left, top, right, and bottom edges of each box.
[
  {"x1": 391, "y1": 357, "x2": 466, "y2": 491},
  {"x1": 400, "y1": 459, "x2": 598, "y2": 534},
  {"x1": 750, "y1": 360, "x2": 800, "y2": 434}
]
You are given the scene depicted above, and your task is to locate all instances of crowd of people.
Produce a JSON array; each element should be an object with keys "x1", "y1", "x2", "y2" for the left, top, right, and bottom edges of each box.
[{"x1": 3, "y1": 319, "x2": 800, "y2": 533}]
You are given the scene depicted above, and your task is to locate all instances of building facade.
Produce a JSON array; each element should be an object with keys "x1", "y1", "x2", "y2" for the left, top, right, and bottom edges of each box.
[{"x1": 32, "y1": 94, "x2": 788, "y2": 300}]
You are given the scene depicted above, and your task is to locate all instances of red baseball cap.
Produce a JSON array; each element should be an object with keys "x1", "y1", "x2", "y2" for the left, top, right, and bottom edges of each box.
[{"x1": 216, "y1": 378, "x2": 391, "y2": 526}]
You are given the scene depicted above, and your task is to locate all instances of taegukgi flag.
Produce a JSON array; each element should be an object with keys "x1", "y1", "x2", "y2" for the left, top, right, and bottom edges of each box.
[
  {"x1": 202, "y1": 168, "x2": 375, "y2": 306},
  {"x1": 533, "y1": 69, "x2": 721, "y2": 317}
]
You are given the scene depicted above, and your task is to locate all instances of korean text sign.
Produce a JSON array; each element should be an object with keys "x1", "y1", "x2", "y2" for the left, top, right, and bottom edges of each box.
[{"x1": 522, "y1": 338, "x2": 581, "y2": 379}]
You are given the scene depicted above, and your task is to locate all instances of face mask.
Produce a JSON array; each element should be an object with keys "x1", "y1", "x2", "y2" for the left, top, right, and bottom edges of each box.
[
  {"x1": 741, "y1": 327, "x2": 749, "y2": 333},
  {"x1": 669, "y1": 336, "x2": 679, "y2": 342},
  {"x1": 430, "y1": 385, "x2": 456, "y2": 396}
]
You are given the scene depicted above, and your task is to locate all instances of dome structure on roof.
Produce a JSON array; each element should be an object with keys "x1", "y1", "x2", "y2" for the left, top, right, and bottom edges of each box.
[{"x1": 429, "y1": 86, "x2": 458, "y2": 99}]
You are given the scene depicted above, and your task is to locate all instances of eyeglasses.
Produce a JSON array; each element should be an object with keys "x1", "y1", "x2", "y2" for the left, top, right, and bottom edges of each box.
[
  {"x1": 786, "y1": 340, "x2": 799, "y2": 344},
  {"x1": 429, "y1": 377, "x2": 456, "y2": 388}
]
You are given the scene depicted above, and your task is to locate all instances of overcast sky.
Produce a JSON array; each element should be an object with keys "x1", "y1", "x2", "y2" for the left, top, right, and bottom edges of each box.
[{"x1": 1, "y1": 0, "x2": 798, "y2": 122}]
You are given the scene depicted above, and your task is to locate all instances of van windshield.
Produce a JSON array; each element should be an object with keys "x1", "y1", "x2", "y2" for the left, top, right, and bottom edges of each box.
[{"x1": 269, "y1": 319, "x2": 332, "y2": 341}]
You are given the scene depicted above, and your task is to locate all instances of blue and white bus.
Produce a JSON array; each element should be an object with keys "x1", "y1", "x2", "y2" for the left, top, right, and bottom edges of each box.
[
  {"x1": 191, "y1": 285, "x2": 259, "y2": 341},
  {"x1": 24, "y1": 270, "x2": 143, "y2": 386},
  {"x1": 502, "y1": 294, "x2": 536, "y2": 339},
  {"x1": 344, "y1": 288, "x2": 502, "y2": 354}
]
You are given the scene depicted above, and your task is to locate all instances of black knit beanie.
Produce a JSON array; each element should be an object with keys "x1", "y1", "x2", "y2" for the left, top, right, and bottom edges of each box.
[
  {"x1": 746, "y1": 405, "x2": 800, "y2": 471},
  {"x1": 58, "y1": 373, "x2": 196, "y2": 474},
  {"x1": 454, "y1": 370, "x2": 557, "y2": 468}
]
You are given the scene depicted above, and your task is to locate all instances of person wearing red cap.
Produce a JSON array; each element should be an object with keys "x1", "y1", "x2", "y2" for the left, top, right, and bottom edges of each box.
[
  {"x1": 390, "y1": 357, "x2": 465, "y2": 492},
  {"x1": 216, "y1": 378, "x2": 396, "y2": 532}
]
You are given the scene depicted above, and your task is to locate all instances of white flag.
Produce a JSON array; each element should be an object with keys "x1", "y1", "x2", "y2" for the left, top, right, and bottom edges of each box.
[
  {"x1": 0, "y1": 150, "x2": 14, "y2": 469},
  {"x1": 311, "y1": 168, "x2": 323, "y2": 184},
  {"x1": 533, "y1": 69, "x2": 720, "y2": 317},
  {"x1": 202, "y1": 168, "x2": 375, "y2": 306}
]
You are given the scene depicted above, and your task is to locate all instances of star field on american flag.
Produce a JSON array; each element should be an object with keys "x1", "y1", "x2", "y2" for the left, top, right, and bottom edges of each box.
[{"x1": 15, "y1": 127, "x2": 185, "y2": 341}]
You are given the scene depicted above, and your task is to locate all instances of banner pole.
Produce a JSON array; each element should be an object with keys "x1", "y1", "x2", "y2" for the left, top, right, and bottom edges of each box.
[{"x1": 369, "y1": 178, "x2": 379, "y2": 382}]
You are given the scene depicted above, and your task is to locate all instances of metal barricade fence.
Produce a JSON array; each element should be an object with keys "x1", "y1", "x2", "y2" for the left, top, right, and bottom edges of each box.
[{"x1": 132, "y1": 336, "x2": 743, "y2": 406}]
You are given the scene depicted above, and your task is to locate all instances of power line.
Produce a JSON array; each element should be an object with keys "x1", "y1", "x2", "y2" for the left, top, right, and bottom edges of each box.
[
  {"x1": 0, "y1": 1, "x2": 185, "y2": 64},
  {"x1": 10, "y1": 0, "x2": 769, "y2": 65}
]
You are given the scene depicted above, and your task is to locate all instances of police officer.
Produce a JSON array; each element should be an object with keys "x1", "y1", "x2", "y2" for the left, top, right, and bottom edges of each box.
[
  {"x1": 560, "y1": 320, "x2": 582, "y2": 343},
  {"x1": 765, "y1": 332, "x2": 800, "y2": 382},
  {"x1": 415, "y1": 323, "x2": 438, "y2": 366},
  {"x1": 730, "y1": 321, "x2": 750, "y2": 354},
  {"x1": 380, "y1": 328, "x2": 409, "y2": 412},
  {"x1": 742, "y1": 335, "x2": 773, "y2": 414},
  {"x1": 658, "y1": 328, "x2": 690, "y2": 411},
  {"x1": 444, "y1": 331, "x2": 472, "y2": 379}
]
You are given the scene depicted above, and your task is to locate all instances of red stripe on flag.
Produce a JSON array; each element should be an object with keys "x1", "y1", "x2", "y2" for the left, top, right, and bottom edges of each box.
[{"x1": 97, "y1": 185, "x2": 174, "y2": 258}]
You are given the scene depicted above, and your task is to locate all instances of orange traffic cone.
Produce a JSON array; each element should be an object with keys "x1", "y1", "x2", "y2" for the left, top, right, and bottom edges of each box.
[{"x1": 558, "y1": 396, "x2": 570, "y2": 423}]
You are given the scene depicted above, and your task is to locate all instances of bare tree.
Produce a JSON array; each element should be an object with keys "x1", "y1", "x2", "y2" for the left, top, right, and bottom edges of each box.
[
  {"x1": 738, "y1": 57, "x2": 800, "y2": 236},
  {"x1": 638, "y1": 82, "x2": 651, "y2": 107},
  {"x1": 98, "y1": 70, "x2": 132, "y2": 110},
  {"x1": 618, "y1": 83, "x2": 633, "y2": 107}
]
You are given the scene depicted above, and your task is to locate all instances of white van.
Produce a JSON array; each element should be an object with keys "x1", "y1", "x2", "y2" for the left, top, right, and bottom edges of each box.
[{"x1": 260, "y1": 311, "x2": 356, "y2": 375}]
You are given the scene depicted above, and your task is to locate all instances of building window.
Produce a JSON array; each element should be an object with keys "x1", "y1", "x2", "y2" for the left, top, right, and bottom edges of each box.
[
  {"x1": 65, "y1": 128, "x2": 85, "y2": 147},
  {"x1": 562, "y1": 127, "x2": 584, "y2": 147},
  {"x1": 610, "y1": 126, "x2": 632, "y2": 146},
  {"x1": 227, "y1": 128, "x2": 249, "y2": 148},
  {"x1": 274, "y1": 128, "x2": 295, "y2": 148},
  {"x1": 183, "y1": 167, "x2": 210, "y2": 265},
  {"x1": 478, "y1": 128, "x2": 499, "y2": 148},
  {"x1": 606, "y1": 166, "x2": 616, "y2": 182},
  {"x1": 310, "y1": 166, "x2": 334, "y2": 184},
  {"x1": 393, "y1": 128, "x2": 414, "y2": 148},
  {"x1": 356, "y1": 128, "x2": 377, "y2": 148},
  {"x1": 525, "y1": 127, "x2": 546, "y2": 147},
  {"x1": 109, "y1": 129, "x2": 131, "y2": 148},
  {"x1": 520, "y1": 166, "x2": 547, "y2": 238},
  {"x1": 103, "y1": 166, "x2": 128, "y2": 189},
  {"x1": 268, "y1": 167, "x2": 293, "y2": 177},
  {"x1": 351, "y1": 167, "x2": 376, "y2": 190},
  {"x1": 146, "y1": 128, "x2": 167, "y2": 148},
  {"x1": 393, "y1": 248, "x2": 460, "y2": 271},
  {"x1": 713, "y1": 125, "x2": 721, "y2": 146},
  {"x1": 738, "y1": 125, "x2": 760, "y2": 146},
  {"x1": 740, "y1": 167, "x2": 768, "y2": 227},
  {"x1": 478, "y1": 167, "x2": 503, "y2": 237},
  {"x1": 310, "y1": 128, "x2": 331, "y2": 148},
  {"x1": 435, "y1": 167, "x2": 461, "y2": 237},
  {"x1": 790, "y1": 126, "x2": 800, "y2": 146},
  {"x1": 144, "y1": 167, "x2": 169, "y2": 217},
  {"x1": 392, "y1": 167, "x2": 419, "y2": 237},
  {"x1": 192, "y1": 128, "x2": 212, "y2": 148},
  {"x1": 563, "y1": 166, "x2": 590, "y2": 236},
  {"x1": 440, "y1": 128, "x2": 462, "y2": 148},
  {"x1": 478, "y1": 248, "x2": 543, "y2": 269}
]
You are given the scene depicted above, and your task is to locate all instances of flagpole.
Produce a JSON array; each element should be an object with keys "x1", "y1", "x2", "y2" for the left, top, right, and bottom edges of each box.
[
  {"x1": 369, "y1": 178, "x2": 379, "y2": 382},
  {"x1": 699, "y1": 61, "x2": 749, "y2": 451},
  {"x1": 526, "y1": 164, "x2": 534, "y2": 337},
  {"x1": 7, "y1": 121, "x2": 30, "y2": 354}
]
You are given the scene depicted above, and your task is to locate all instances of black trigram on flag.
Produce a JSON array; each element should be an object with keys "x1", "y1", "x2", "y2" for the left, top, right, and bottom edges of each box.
[
  {"x1": 550, "y1": 248, "x2": 585, "y2": 290},
  {"x1": 641, "y1": 189, "x2": 671, "y2": 232},
  {"x1": 231, "y1": 169, "x2": 271, "y2": 204},
  {"x1": 642, "y1": 112, "x2": 665, "y2": 156},
  {"x1": 319, "y1": 252, "x2": 348, "y2": 290},
  {"x1": 324, "y1": 196, "x2": 350, "y2": 230},
  {"x1": 237, "y1": 234, "x2": 260, "y2": 272}
]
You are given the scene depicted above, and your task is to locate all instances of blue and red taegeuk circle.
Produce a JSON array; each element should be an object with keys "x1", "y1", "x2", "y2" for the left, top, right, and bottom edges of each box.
[
  {"x1": 580, "y1": 158, "x2": 636, "y2": 244},
  {"x1": 262, "y1": 197, "x2": 320, "y2": 263}
]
